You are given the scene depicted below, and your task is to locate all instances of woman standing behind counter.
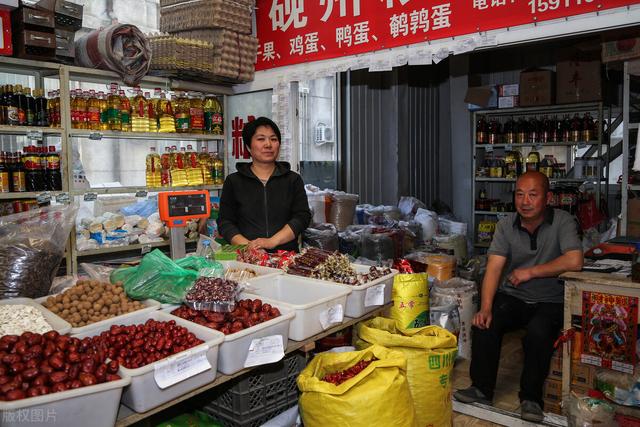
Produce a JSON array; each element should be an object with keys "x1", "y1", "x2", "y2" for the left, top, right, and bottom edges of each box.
[{"x1": 217, "y1": 117, "x2": 311, "y2": 252}]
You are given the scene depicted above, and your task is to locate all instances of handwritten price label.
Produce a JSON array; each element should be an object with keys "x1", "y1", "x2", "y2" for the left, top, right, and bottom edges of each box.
[
  {"x1": 364, "y1": 284, "x2": 385, "y2": 307},
  {"x1": 244, "y1": 335, "x2": 285, "y2": 368},
  {"x1": 319, "y1": 304, "x2": 344, "y2": 330},
  {"x1": 154, "y1": 346, "x2": 211, "y2": 389}
]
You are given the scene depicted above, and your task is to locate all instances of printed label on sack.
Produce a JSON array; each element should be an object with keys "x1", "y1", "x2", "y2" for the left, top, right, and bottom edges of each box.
[
  {"x1": 154, "y1": 346, "x2": 211, "y2": 389},
  {"x1": 244, "y1": 335, "x2": 285, "y2": 368},
  {"x1": 364, "y1": 284, "x2": 385, "y2": 307},
  {"x1": 319, "y1": 304, "x2": 344, "y2": 330}
]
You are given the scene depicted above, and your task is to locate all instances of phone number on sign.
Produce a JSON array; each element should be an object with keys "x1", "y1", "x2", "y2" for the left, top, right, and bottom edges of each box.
[{"x1": 528, "y1": 0, "x2": 598, "y2": 14}]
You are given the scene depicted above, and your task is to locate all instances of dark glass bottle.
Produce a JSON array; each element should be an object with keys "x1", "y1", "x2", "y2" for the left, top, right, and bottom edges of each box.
[
  {"x1": 0, "y1": 152, "x2": 10, "y2": 193},
  {"x1": 6, "y1": 85, "x2": 18, "y2": 126},
  {"x1": 11, "y1": 152, "x2": 26, "y2": 192},
  {"x1": 14, "y1": 85, "x2": 27, "y2": 126},
  {"x1": 45, "y1": 146, "x2": 62, "y2": 191},
  {"x1": 25, "y1": 88, "x2": 35, "y2": 126},
  {"x1": 34, "y1": 89, "x2": 48, "y2": 127}
]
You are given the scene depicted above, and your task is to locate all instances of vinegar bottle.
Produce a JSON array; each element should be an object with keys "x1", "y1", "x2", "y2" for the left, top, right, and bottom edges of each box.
[{"x1": 145, "y1": 146, "x2": 162, "y2": 188}]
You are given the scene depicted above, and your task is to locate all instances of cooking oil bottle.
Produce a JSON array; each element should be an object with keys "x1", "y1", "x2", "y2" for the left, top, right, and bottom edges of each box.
[
  {"x1": 87, "y1": 90, "x2": 101, "y2": 131},
  {"x1": 199, "y1": 147, "x2": 213, "y2": 185},
  {"x1": 170, "y1": 146, "x2": 188, "y2": 187},
  {"x1": 204, "y1": 95, "x2": 224, "y2": 134},
  {"x1": 212, "y1": 152, "x2": 224, "y2": 185},
  {"x1": 107, "y1": 85, "x2": 122, "y2": 131},
  {"x1": 76, "y1": 91, "x2": 88, "y2": 130},
  {"x1": 160, "y1": 146, "x2": 171, "y2": 187},
  {"x1": 185, "y1": 144, "x2": 203, "y2": 186},
  {"x1": 158, "y1": 92, "x2": 176, "y2": 133},
  {"x1": 174, "y1": 92, "x2": 190, "y2": 133},
  {"x1": 145, "y1": 146, "x2": 162, "y2": 188},
  {"x1": 98, "y1": 91, "x2": 109, "y2": 131},
  {"x1": 119, "y1": 89, "x2": 131, "y2": 132},
  {"x1": 189, "y1": 93, "x2": 205, "y2": 134},
  {"x1": 131, "y1": 88, "x2": 150, "y2": 133},
  {"x1": 144, "y1": 91, "x2": 156, "y2": 132}
]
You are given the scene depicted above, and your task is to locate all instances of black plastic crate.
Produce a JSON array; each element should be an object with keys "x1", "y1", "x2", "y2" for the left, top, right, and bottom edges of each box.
[{"x1": 203, "y1": 352, "x2": 306, "y2": 422}]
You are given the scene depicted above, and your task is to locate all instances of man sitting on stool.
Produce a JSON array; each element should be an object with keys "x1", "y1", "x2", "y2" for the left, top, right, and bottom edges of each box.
[{"x1": 454, "y1": 171, "x2": 583, "y2": 422}]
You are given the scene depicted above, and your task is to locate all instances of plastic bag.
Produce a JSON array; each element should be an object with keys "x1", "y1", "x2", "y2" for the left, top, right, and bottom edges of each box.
[
  {"x1": 398, "y1": 196, "x2": 426, "y2": 216},
  {"x1": 0, "y1": 204, "x2": 78, "y2": 298},
  {"x1": 566, "y1": 393, "x2": 615, "y2": 427},
  {"x1": 111, "y1": 249, "x2": 213, "y2": 304},
  {"x1": 594, "y1": 366, "x2": 640, "y2": 407},
  {"x1": 80, "y1": 263, "x2": 116, "y2": 282},
  {"x1": 360, "y1": 232, "x2": 394, "y2": 263},
  {"x1": 297, "y1": 344, "x2": 418, "y2": 427},
  {"x1": 390, "y1": 273, "x2": 429, "y2": 329},
  {"x1": 303, "y1": 224, "x2": 339, "y2": 251},
  {"x1": 338, "y1": 230, "x2": 360, "y2": 258},
  {"x1": 414, "y1": 208, "x2": 438, "y2": 242},
  {"x1": 430, "y1": 304, "x2": 461, "y2": 337},
  {"x1": 328, "y1": 192, "x2": 359, "y2": 231},
  {"x1": 433, "y1": 233, "x2": 468, "y2": 263},
  {"x1": 431, "y1": 278, "x2": 478, "y2": 359},
  {"x1": 356, "y1": 318, "x2": 458, "y2": 427},
  {"x1": 120, "y1": 199, "x2": 158, "y2": 217}
]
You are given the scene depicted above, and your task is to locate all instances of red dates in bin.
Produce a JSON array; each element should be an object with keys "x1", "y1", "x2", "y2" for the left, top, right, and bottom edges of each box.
[
  {"x1": 0, "y1": 331, "x2": 121, "y2": 402},
  {"x1": 84, "y1": 319, "x2": 204, "y2": 370},
  {"x1": 322, "y1": 359, "x2": 376, "y2": 386},
  {"x1": 171, "y1": 299, "x2": 281, "y2": 335}
]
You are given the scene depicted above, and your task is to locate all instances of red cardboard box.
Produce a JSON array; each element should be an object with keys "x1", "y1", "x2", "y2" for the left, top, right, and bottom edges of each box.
[{"x1": 0, "y1": 8, "x2": 12, "y2": 56}]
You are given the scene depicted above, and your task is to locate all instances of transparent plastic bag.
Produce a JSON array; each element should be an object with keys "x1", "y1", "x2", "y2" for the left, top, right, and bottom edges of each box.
[
  {"x1": 80, "y1": 263, "x2": 116, "y2": 282},
  {"x1": 0, "y1": 204, "x2": 78, "y2": 298},
  {"x1": 430, "y1": 304, "x2": 461, "y2": 337},
  {"x1": 303, "y1": 224, "x2": 339, "y2": 251}
]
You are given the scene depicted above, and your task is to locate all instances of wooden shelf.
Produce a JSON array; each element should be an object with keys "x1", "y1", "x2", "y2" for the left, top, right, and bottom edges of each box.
[
  {"x1": 114, "y1": 304, "x2": 391, "y2": 427},
  {"x1": 0, "y1": 125, "x2": 64, "y2": 135}
]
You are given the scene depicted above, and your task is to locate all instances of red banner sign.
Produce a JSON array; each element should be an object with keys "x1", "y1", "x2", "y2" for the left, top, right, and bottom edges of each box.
[{"x1": 255, "y1": 0, "x2": 639, "y2": 71}]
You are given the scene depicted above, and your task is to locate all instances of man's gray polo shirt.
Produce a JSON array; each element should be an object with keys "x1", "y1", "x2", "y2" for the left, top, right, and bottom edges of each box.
[{"x1": 488, "y1": 208, "x2": 581, "y2": 304}]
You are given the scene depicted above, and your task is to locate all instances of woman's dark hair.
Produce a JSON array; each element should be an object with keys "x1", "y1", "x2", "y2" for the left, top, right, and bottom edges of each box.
[{"x1": 242, "y1": 117, "x2": 281, "y2": 149}]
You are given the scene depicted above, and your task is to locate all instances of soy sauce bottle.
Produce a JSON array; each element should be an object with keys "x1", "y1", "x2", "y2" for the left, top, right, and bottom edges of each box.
[{"x1": 45, "y1": 146, "x2": 62, "y2": 191}]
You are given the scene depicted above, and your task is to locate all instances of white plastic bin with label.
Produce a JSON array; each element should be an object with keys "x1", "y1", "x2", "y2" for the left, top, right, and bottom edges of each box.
[
  {"x1": 244, "y1": 275, "x2": 351, "y2": 341},
  {"x1": 36, "y1": 293, "x2": 161, "y2": 334},
  {"x1": 218, "y1": 260, "x2": 284, "y2": 281},
  {"x1": 1, "y1": 297, "x2": 72, "y2": 334},
  {"x1": 162, "y1": 295, "x2": 295, "y2": 375},
  {"x1": 72, "y1": 311, "x2": 224, "y2": 413},
  {"x1": 290, "y1": 265, "x2": 398, "y2": 318},
  {"x1": 0, "y1": 374, "x2": 131, "y2": 427}
]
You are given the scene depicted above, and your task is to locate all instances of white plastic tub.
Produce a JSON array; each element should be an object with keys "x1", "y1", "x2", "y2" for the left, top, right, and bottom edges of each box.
[
  {"x1": 291, "y1": 265, "x2": 398, "y2": 318},
  {"x1": 0, "y1": 297, "x2": 72, "y2": 335},
  {"x1": 72, "y1": 311, "x2": 224, "y2": 413},
  {"x1": 0, "y1": 374, "x2": 130, "y2": 427},
  {"x1": 244, "y1": 275, "x2": 351, "y2": 341},
  {"x1": 218, "y1": 260, "x2": 283, "y2": 281},
  {"x1": 163, "y1": 294, "x2": 295, "y2": 375},
  {"x1": 36, "y1": 293, "x2": 160, "y2": 335}
]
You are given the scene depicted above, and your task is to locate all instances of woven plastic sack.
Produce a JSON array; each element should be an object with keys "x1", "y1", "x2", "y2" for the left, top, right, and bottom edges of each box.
[
  {"x1": 390, "y1": 273, "x2": 429, "y2": 329},
  {"x1": 356, "y1": 318, "x2": 458, "y2": 427},
  {"x1": 111, "y1": 250, "x2": 218, "y2": 303},
  {"x1": 0, "y1": 204, "x2": 78, "y2": 298},
  {"x1": 328, "y1": 192, "x2": 358, "y2": 231},
  {"x1": 297, "y1": 344, "x2": 417, "y2": 427}
]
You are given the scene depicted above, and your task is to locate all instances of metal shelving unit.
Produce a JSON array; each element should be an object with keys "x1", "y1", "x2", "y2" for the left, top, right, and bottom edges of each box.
[
  {"x1": 621, "y1": 60, "x2": 640, "y2": 235},
  {"x1": 0, "y1": 57, "x2": 228, "y2": 274},
  {"x1": 472, "y1": 102, "x2": 607, "y2": 249}
]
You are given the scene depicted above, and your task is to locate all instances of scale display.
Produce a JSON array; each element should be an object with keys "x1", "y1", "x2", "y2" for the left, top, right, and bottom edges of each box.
[{"x1": 158, "y1": 190, "x2": 211, "y2": 227}]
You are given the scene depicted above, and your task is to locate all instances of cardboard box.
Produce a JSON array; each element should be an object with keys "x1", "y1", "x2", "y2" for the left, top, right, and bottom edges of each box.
[
  {"x1": 0, "y1": 0, "x2": 18, "y2": 10},
  {"x1": 0, "y1": 8, "x2": 11, "y2": 56},
  {"x1": 498, "y1": 84, "x2": 519, "y2": 97},
  {"x1": 570, "y1": 384, "x2": 590, "y2": 396},
  {"x1": 544, "y1": 399, "x2": 563, "y2": 415},
  {"x1": 465, "y1": 85, "x2": 497, "y2": 111},
  {"x1": 548, "y1": 355, "x2": 563, "y2": 380},
  {"x1": 571, "y1": 361, "x2": 594, "y2": 387},
  {"x1": 544, "y1": 378, "x2": 562, "y2": 402},
  {"x1": 627, "y1": 198, "x2": 640, "y2": 238},
  {"x1": 602, "y1": 38, "x2": 640, "y2": 63},
  {"x1": 519, "y1": 69, "x2": 554, "y2": 106},
  {"x1": 556, "y1": 60, "x2": 602, "y2": 104},
  {"x1": 498, "y1": 96, "x2": 519, "y2": 109}
]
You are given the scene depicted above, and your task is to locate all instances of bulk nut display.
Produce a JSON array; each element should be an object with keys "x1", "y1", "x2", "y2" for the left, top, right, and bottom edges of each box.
[
  {"x1": 184, "y1": 278, "x2": 238, "y2": 306},
  {"x1": 0, "y1": 305, "x2": 53, "y2": 336},
  {"x1": 0, "y1": 331, "x2": 121, "y2": 401},
  {"x1": 41, "y1": 280, "x2": 145, "y2": 327}
]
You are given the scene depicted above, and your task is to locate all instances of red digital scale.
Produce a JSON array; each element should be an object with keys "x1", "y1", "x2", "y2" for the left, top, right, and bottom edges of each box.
[{"x1": 158, "y1": 190, "x2": 211, "y2": 259}]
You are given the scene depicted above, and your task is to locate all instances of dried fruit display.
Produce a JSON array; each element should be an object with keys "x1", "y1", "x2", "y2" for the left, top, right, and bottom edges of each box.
[{"x1": 322, "y1": 359, "x2": 375, "y2": 385}]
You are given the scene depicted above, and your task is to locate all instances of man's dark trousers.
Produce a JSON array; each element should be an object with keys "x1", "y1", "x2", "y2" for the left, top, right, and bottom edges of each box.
[{"x1": 470, "y1": 292, "x2": 563, "y2": 406}]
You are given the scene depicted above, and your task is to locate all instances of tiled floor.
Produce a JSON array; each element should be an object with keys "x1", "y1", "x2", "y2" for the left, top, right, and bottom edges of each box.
[{"x1": 451, "y1": 330, "x2": 526, "y2": 425}]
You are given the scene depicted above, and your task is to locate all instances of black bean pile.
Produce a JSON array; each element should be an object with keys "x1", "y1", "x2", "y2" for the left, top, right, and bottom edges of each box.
[{"x1": 0, "y1": 240, "x2": 63, "y2": 299}]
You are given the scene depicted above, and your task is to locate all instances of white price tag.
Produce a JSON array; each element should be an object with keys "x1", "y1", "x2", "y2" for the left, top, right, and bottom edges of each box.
[
  {"x1": 364, "y1": 284, "x2": 385, "y2": 307},
  {"x1": 319, "y1": 304, "x2": 344, "y2": 330},
  {"x1": 88, "y1": 132, "x2": 103, "y2": 141},
  {"x1": 484, "y1": 145, "x2": 494, "y2": 153},
  {"x1": 244, "y1": 335, "x2": 285, "y2": 368},
  {"x1": 535, "y1": 144, "x2": 542, "y2": 151},
  {"x1": 505, "y1": 144, "x2": 513, "y2": 151},
  {"x1": 26, "y1": 130, "x2": 43, "y2": 141},
  {"x1": 153, "y1": 347, "x2": 211, "y2": 389}
]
